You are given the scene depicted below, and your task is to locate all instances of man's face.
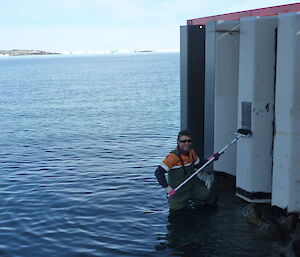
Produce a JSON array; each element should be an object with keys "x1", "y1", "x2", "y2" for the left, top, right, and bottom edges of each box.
[{"x1": 178, "y1": 135, "x2": 192, "y2": 153}]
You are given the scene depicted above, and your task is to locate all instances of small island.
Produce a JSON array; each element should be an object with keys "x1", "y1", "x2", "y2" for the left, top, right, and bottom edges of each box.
[
  {"x1": 0, "y1": 49, "x2": 61, "y2": 56},
  {"x1": 134, "y1": 50, "x2": 153, "y2": 53}
]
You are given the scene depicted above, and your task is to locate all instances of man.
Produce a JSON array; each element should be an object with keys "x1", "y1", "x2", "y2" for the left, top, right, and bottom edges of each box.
[{"x1": 154, "y1": 130, "x2": 220, "y2": 210}]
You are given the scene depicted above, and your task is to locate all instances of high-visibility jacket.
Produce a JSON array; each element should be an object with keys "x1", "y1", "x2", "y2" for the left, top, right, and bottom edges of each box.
[{"x1": 160, "y1": 148, "x2": 200, "y2": 192}]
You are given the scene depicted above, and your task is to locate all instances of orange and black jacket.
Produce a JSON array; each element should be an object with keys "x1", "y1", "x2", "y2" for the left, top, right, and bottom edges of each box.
[{"x1": 154, "y1": 147, "x2": 207, "y2": 189}]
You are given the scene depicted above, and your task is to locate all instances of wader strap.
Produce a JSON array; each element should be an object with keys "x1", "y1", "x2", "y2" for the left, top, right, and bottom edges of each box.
[
  {"x1": 178, "y1": 154, "x2": 186, "y2": 175},
  {"x1": 171, "y1": 148, "x2": 194, "y2": 175}
]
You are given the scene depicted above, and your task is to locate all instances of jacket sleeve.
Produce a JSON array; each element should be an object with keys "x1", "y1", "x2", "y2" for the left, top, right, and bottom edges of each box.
[{"x1": 154, "y1": 165, "x2": 168, "y2": 188}]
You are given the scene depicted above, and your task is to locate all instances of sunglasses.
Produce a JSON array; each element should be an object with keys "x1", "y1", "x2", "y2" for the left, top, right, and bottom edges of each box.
[{"x1": 180, "y1": 139, "x2": 192, "y2": 143}]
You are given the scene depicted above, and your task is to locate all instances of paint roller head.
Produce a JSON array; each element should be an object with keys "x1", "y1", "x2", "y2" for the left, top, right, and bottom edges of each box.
[{"x1": 237, "y1": 128, "x2": 252, "y2": 136}]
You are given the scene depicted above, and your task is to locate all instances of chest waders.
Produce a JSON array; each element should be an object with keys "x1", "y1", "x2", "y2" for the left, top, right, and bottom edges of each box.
[
  {"x1": 167, "y1": 149, "x2": 210, "y2": 210},
  {"x1": 167, "y1": 149, "x2": 196, "y2": 193}
]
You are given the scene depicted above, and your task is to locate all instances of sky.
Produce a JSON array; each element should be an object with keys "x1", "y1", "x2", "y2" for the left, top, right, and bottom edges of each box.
[{"x1": 0, "y1": 0, "x2": 298, "y2": 53}]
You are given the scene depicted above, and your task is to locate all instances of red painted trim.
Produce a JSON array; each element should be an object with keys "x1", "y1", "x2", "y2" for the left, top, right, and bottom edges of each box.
[{"x1": 187, "y1": 3, "x2": 300, "y2": 25}]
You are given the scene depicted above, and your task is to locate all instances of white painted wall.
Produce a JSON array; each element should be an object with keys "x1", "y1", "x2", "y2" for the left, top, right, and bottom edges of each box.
[
  {"x1": 272, "y1": 12, "x2": 300, "y2": 212},
  {"x1": 236, "y1": 16, "x2": 277, "y2": 202},
  {"x1": 208, "y1": 20, "x2": 240, "y2": 176},
  {"x1": 204, "y1": 23, "x2": 216, "y2": 173}
]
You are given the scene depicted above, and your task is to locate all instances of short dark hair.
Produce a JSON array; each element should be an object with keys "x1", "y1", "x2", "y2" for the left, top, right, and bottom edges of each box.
[{"x1": 177, "y1": 130, "x2": 192, "y2": 140}]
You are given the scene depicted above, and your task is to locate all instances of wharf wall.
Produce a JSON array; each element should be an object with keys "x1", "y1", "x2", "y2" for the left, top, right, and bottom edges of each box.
[{"x1": 180, "y1": 4, "x2": 300, "y2": 212}]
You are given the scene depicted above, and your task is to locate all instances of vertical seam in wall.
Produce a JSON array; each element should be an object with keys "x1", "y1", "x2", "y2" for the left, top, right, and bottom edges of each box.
[{"x1": 271, "y1": 26, "x2": 278, "y2": 186}]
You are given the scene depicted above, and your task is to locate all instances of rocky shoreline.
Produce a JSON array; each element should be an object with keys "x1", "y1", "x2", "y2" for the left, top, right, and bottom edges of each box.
[{"x1": 0, "y1": 49, "x2": 61, "y2": 56}]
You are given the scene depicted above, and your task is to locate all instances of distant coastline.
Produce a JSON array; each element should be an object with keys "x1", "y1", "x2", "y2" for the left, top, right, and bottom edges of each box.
[
  {"x1": 0, "y1": 49, "x2": 61, "y2": 56},
  {"x1": 0, "y1": 48, "x2": 180, "y2": 57}
]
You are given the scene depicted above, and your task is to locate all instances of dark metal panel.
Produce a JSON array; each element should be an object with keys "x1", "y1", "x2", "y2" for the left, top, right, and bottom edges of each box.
[
  {"x1": 241, "y1": 101, "x2": 252, "y2": 130},
  {"x1": 203, "y1": 22, "x2": 216, "y2": 164},
  {"x1": 180, "y1": 25, "x2": 206, "y2": 158}
]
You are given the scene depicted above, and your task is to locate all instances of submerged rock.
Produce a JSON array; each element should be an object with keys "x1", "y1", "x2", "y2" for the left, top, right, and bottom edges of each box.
[{"x1": 241, "y1": 203, "x2": 300, "y2": 256}]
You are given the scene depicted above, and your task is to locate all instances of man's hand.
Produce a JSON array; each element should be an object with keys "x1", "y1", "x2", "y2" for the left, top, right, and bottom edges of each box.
[
  {"x1": 208, "y1": 152, "x2": 221, "y2": 161},
  {"x1": 165, "y1": 186, "x2": 173, "y2": 194},
  {"x1": 166, "y1": 186, "x2": 176, "y2": 197}
]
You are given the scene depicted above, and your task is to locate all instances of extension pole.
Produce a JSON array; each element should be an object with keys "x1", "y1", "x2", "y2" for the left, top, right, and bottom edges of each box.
[{"x1": 168, "y1": 129, "x2": 252, "y2": 197}]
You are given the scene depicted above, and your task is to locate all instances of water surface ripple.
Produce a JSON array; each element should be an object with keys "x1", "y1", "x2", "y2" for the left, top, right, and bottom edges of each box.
[{"x1": 0, "y1": 54, "x2": 276, "y2": 257}]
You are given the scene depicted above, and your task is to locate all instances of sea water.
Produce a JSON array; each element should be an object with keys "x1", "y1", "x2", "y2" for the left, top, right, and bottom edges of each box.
[{"x1": 0, "y1": 53, "x2": 276, "y2": 256}]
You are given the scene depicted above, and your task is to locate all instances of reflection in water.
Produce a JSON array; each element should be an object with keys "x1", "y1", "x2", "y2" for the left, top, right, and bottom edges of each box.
[
  {"x1": 168, "y1": 205, "x2": 219, "y2": 257},
  {"x1": 157, "y1": 204, "x2": 218, "y2": 257}
]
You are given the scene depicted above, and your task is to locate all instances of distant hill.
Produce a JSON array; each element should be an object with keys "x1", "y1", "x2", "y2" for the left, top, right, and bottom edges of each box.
[{"x1": 0, "y1": 49, "x2": 61, "y2": 56}]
